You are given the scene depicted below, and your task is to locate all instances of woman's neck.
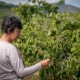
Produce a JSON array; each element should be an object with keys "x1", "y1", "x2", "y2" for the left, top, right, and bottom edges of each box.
[{"x1": 0, "y1": 34, "x2": 12, "y2": 43}]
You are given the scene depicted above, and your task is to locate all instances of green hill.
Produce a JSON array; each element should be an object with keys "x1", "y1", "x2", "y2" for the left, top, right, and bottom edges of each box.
[{"x1": 0, "y1": 1, "x2": 17, "y2": 25}]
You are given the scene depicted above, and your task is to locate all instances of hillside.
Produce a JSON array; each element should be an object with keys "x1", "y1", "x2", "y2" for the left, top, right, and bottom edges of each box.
[
  {"x1": 53, "y1": 3, "x2": 80, "y2": 13},
  {"x1": 59, "y1": 4, "x2": 80, "y2": 13},
  {"x1": 0, "y1": 1, "x2": 17, "y2": 9},
  {"x1": 0, "y1": 1, "x2": 17, "y2": 24}
]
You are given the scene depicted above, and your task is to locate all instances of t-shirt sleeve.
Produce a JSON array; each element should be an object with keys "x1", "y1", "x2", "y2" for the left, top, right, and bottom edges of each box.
[{"x1": 9, "y1": 46, "x2": 42, "y2": 78}]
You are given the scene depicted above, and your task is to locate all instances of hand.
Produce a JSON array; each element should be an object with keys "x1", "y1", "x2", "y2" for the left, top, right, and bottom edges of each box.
[{"x1": 40, "y1": 58, "x2": 50, "y2": 69}]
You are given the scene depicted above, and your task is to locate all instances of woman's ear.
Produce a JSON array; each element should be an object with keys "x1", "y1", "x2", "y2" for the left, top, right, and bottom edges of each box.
[
  {"x1": 7, "y1": 28, "x2": 12, "y2": 34},
  {"x1": 7, "y1": 27, "x2": 14, "y2": 33}
]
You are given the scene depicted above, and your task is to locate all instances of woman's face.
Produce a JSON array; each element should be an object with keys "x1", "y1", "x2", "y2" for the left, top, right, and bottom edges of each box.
[{"x1": 10, "y1": 27, "x2": 22, "y2": 41}]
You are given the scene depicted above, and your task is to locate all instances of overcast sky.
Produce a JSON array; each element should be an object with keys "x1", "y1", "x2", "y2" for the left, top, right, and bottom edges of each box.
[{"x1": 0, "y1": 0, "x2": 80, "y2": 8}]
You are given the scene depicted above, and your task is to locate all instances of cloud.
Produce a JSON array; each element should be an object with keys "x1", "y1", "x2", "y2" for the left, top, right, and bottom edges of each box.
[
  {"x1": 65, "y1": 0, "x2": 80, "y2": 8},
  {"x1": 46, "y1": 0, "x2": 60, "y2": 3},
  {"x1": 0, "y1": 0, "x2": 27, "y2": 5},
  {"x1": 46, "y1": 0, "x2": 80, "y2": 8}
]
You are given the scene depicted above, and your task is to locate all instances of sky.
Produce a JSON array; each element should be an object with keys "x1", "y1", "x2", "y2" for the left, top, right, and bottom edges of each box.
[{"x1": 0, "y1": 0, "x2": 80, "y2": 8}]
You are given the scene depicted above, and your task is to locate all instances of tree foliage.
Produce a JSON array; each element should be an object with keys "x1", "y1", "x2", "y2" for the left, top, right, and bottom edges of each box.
[
  {"x1": 13, "y1": 0, "x2": 64, "y2": 23},
  {"x1": 13, "y1": 1, "x2": 80, "y2": 80}
]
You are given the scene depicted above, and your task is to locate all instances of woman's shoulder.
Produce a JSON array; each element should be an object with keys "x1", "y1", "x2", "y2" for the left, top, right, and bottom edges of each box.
[{"x1": 0, "y1": 41, "x2": 16, "y2": 49}]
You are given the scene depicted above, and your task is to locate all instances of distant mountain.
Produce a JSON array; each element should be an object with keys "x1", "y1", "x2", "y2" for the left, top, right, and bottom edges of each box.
[
  {"x1": 0, "y1": 1, "x2": 17, "y2": 9},
  {"x1": 53, "y1": 3, "x2": 80, "y2": 13}
]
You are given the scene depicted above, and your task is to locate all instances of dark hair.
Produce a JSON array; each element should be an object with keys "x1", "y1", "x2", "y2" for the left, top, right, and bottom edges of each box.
[{"x1": 1, "y1": 16, "x2": 22, "y2": 33}]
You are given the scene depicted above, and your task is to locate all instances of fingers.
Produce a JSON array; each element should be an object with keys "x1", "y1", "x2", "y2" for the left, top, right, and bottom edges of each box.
[
  {"x1": 48, "y1": 56, "x2": 52, "y2": 60},
  {"x1": 40, "y1": 58, "x2": 51, "y2": 69},
  {"x1": 46, "y1": 58, "x2": 50, "y2": 64}
]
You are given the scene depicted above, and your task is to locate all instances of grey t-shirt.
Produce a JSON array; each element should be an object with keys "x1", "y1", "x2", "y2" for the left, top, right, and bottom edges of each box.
[{"x1": 0, "y1": 41, "x2": 42, "y2": 80}]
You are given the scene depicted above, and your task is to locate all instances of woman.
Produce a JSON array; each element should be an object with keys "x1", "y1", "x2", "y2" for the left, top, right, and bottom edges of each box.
[{"x1": 0, "y1": 16, "x2": 50, "y2": 80}]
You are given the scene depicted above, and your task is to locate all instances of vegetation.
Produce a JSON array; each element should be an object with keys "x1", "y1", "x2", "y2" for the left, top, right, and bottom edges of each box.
[
  {"x1": 13, "y1": 0, "x2": 80, "y2": 80},
  {"x1": 0, "y1": 0, "x2": 80, "y2": 80}
]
